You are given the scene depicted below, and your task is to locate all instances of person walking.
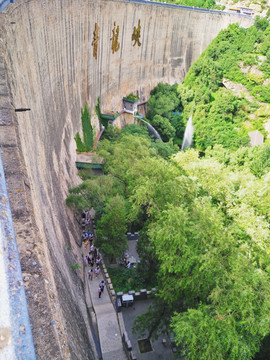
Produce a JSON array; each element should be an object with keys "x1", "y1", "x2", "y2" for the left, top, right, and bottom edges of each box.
[
  {"x1": 88, "y1": 268, "x2": 93, "y2": 280},
  {"x1": 99, "y1": 280, "x2": 105, "y2": 293},
  {"x1": 95, "y1": 266, "x2": 100, "y2": 277},
  {"x1": 98, "y1": 286, "x2": 102, "y2": 298},
  {"x1": 96, "y1": 256, "x2": 101, "y2": 266},
  {"x1": 87, "y1": 252, "x2": 92, "y2": 266}
]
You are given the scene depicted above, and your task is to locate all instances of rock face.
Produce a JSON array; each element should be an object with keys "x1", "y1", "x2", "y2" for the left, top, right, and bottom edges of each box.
[{"x1": 0, "y1": 0, "x2": 253, "y2": 358}]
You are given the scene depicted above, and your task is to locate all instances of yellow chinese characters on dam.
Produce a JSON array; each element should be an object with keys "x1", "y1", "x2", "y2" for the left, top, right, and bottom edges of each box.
[
  {"x1": 91, "y1": 23, "x2": 99, "y2": 60},
  {"x1": 91, "y1": 20, "x2": 142, "y2": 58}
]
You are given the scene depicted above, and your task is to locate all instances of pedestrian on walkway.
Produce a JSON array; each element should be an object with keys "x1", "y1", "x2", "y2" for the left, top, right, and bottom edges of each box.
[
  {"x1": 99, "y1": 280, "x2": 105, "y2": 293},
  {"x1": 83, "y1": 256, "x2": 88, "y2": 266},
  {"x1": 96, "y1": 256, "x2": 101, "y2": 266},
  {"x1": 95, "y1": 266, "x2": 100, "y2": 277},
  {"x1": 98, "y1": 287, "x2": 102, "y2": 298},
  {"x1": 87, "y1": 252, "x2": 92, "y2": 266},
  {"x1": 88, "y1": 268, "x2": 93, "y2": 280},
  {"x1": 81, "y1": 218, "x2": 86, "y2": 230}
]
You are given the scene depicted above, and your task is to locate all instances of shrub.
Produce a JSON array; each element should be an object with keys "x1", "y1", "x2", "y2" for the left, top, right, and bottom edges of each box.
[
  {"x1": 242, "y1": 54, "x2": 256, "y2": 66},
  {"x1": 81, "y1": 104, "x2": 94, "y2": 151},
  {"x1": 75, "y1": 104, "x2": 94, "y2": 152},
  {"x1": 107, "y1": 267, "x2": 145, "y2": 293},
  {"x1": 74, "y1": 132, "x2": 85, "y2": 152},
  {"x1": 126, "y1": 93, "x2": 139, "y2": 101}
]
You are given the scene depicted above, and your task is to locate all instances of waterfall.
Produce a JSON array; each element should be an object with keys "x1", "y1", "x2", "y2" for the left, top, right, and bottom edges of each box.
[
  {"x1": 181, "y1": 116, "x2": 193, "y2": 150},
  {"x1": 141, "y1": 119, "x2": 162, "y2": 140}
]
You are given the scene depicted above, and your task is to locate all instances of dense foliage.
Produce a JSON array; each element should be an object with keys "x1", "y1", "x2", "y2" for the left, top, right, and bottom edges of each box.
[
  {"x1": 154, "y1": 0, "x2": 217, "y2": 10},
  {"x1": 145, "y1": 83, "x2": 185, "y2": 143},
  {"x1": 146, "y1": 20, "x2": 270, "y2": 150},
  {"x1": 107, "y1": 267, "x2": 145, "y2": 293},
  {"x1": 68, "y1": 127, "x2": 270, "y2": 358},
  {"x1": 75, "y1": 104, "x2": 94, "y2": 152},
  {"x1": 179, "y1": 20, "x2": 270, "y2": 150}
]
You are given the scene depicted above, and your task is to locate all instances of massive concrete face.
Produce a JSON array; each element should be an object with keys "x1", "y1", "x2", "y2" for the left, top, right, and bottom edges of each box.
[{"x1": 0, "y1": 0, "x2": 252, "y2": 358}]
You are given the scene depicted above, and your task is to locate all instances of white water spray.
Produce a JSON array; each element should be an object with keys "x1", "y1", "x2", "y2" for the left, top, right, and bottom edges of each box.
[{"x1": 181, "y1": 116, "x2": 193, "y2": 150}]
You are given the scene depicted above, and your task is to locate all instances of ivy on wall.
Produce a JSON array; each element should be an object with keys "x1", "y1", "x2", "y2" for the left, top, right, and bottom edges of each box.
[
  {"x1": 75, "y1": 103, "x2": 94, "y2": 152},
  {"x1": 95, "y1": 96, "x2": 109, "y2": 128}
]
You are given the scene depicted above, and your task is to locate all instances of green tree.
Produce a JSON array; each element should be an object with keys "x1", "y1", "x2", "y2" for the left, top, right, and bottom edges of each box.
[
  {"x1": 250, "y1": 142, "x2": 270, "y2": 177},
  {"x1": 146, "y1": 83, "x2": 180, "y2": 121},
  {"x1": 151, "y1": 115, "x2": 176, "y2": 141},
  {"x1": 150, "y1": 139, "x2": 179, "y2": 158},
  {"x1": 95, "y1": 195, "x2": 128, "y2": 260},
  {"x1": 81, "y1": 103, "x2": 94, "y2": 151},
  {"x1": 132, "y1": 147, "x2": 270, "y2": 360},
  {"x1": 102, "y1": 125, "x2": 121, "y2": 142},
  {"x1": 254, "y1": 16, "x2": 269, "y2": 31},
  {"x1": 75, "y1": 103, "x2": 94, "y2": 152}
]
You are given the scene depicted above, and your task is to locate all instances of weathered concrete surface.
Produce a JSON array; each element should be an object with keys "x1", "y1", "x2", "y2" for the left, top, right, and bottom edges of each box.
[
  {"x1": 0, "y1": 0, "x2": 253, "y2": 359},
  {"x1": 0, "y1": 15, "x2": 97, "y2": 360}
]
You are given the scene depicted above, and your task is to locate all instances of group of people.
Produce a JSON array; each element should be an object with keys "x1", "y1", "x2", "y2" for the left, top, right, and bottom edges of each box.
[
  {"x1": 81, "y1": 211, "x2": 91, "y2": 230},
  {"x1": 82, "y1": 231, "x2": 94, "y2": 247},
  {"x1": 81, "y1": 211, "x2": 106, "y2": 299}
]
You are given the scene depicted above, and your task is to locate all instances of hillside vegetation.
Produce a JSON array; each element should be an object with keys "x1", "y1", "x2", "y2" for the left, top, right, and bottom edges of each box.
[
  {"x1": 145, "y1": 18, "x2": 270, "y2": 149},
  {"x1": 151, "y1": 0, "x2": 269, "y2": 15},
  {"x1": 153, "y1": 0, "x2": 217, "y2": 9},
  {"x1": 67, "y1": 128, "x2": 270, "y2": 359}
]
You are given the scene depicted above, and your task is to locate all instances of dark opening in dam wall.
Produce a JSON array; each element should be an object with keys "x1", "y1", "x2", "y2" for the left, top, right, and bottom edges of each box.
[{"x1": 0, "y1": 0, "x2": 253, "y2": 358}]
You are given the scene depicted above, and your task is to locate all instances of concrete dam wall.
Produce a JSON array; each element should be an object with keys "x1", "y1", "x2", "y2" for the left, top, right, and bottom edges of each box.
[{"x1": 0, "y1": 0, "x2": 253, "y2": 358}]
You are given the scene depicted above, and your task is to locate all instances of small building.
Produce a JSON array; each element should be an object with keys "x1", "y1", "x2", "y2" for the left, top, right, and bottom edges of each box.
[
  {"x1": 228, "y1": 7, "x2": 253, "y2": 16},
  {"x1": 123, "y1": 96, "x2": 140, "y2": 115},
  {"x1": 240, "y1": 7, "x2": 253, "y2": 16},
  {"x1": 228, "y1": 7, "x2": 240, "y2": 14},
  {"x1": 248, "y1": 130, "x2": 264, "y2": 147},
  {"x1": 101, "y1": 111, "x2": 120, "y2": 126}
]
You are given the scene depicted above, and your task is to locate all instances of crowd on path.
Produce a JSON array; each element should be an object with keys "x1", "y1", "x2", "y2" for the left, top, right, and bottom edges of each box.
[{"x1": 81, "y1": 210, "x2": 105, "y2": 299}]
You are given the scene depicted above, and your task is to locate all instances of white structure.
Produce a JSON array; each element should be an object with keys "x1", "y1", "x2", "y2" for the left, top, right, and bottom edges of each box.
[
  {"x1": 123, "y1": 97, "x2": 140, "y2": 115},
  {"x1": 248, "y1": 130, "x2": 264, "y2": 147}
]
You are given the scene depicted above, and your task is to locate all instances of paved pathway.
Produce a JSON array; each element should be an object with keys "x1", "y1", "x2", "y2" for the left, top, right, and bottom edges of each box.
[{"x1": 83, "y1": 242, "x2": 127, "y2": 360}]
